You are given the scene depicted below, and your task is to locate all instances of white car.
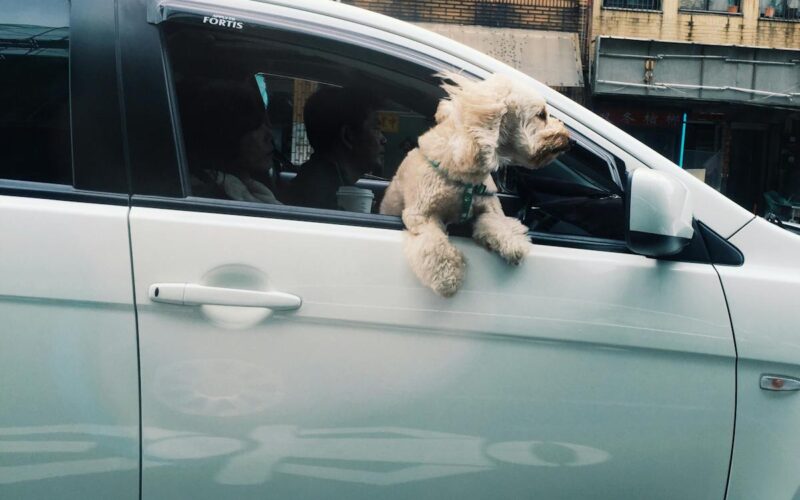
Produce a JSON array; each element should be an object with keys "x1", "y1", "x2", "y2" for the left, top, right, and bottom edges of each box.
[{"x1": 1, "y1": 0, "x2": 798, "y2": 499}]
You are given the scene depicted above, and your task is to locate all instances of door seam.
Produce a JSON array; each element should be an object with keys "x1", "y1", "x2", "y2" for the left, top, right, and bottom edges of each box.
[
  {"x1": 713, "y1": 262, "x2": 738, "y2": 500},
  {"x1": 126, "y1": 204, "x2": 143, "y2": 500}
]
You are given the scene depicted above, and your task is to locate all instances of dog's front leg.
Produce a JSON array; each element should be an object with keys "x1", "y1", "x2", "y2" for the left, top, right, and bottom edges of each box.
[
  {"x1": 402, "y1": 211, "x2": 466, "y2": 297},
  {"x1": 472, "y1": 200, "x2": 531, "y2": 266}
]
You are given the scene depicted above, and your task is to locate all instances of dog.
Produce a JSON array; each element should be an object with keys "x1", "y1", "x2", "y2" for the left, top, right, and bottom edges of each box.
[{"x1": 380, "y1": 73, "x2": 571, "y2": 297}]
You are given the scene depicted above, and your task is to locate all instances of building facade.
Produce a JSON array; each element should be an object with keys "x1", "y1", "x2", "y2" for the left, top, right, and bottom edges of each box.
[
  {"x1": 343, "y1": 0, "x2": 591, "y2": 100},
  {"x1": 590, "y1": 0, "x2": 800, "y2": 215},
  {"x1": 346, "y1": 0, "x2": 587, "y2": 34}
]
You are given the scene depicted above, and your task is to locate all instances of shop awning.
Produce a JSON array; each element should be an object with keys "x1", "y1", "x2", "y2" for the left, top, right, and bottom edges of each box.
[
  {"x1": 416, "y1": 23, "x2": 584, "y2": 88},
  {"x1": 594, "y1": 36, "x2": 800, "y2": 107}
]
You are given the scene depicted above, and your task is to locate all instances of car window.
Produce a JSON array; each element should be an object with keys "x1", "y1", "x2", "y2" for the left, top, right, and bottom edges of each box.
[
  {"x1": 0, "y1": 0, "x2": 71, "y2": 185},
  {"x1": 162, "y1": 19, "x2": 625, "y2": 243},
  {"x1": 500, "y1": 141, "x2": 626, "y2": 241},
  {"x1": 164, "y1": 22, "x2": 439, "y2": 211}
]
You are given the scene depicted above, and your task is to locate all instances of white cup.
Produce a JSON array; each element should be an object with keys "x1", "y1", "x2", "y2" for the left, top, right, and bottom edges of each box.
[{"x1": 336, "y1": 186, "x2": 374, "y2": 213}]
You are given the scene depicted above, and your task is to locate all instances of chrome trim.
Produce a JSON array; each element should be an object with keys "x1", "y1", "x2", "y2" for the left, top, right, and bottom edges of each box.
[{"x1": 146, "y1": 0, "x2": 483, "y2": 76}]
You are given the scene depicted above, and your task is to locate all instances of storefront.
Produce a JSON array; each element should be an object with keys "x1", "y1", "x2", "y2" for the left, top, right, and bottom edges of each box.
[
  {"x1": 592, "y1": 36, "x2": 800, "y2": 218},
  {"x1": 417, "y1": 23, "x2": 585, "y2": 100}
]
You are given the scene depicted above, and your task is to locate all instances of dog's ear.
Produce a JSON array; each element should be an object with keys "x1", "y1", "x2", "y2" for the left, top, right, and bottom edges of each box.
[
  {"x1": 460, "y1": 75, "x2": 512, "y2": 171},
  {"x1": 433, "y1": 73, "x2": 512, "y2": 174}
]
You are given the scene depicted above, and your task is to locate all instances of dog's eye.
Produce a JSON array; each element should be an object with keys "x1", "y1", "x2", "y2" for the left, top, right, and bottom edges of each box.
[{"x1": 536, "y1": 109, "x2": 547, "y2": 120}]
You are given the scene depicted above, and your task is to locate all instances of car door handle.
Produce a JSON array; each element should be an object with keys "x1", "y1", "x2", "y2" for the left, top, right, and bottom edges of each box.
[{"x1": 149, "y1": 283, "x2": 302, "y2": 310}]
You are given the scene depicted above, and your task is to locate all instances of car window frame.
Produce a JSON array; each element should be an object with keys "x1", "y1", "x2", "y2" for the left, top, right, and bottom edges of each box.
[
  {"x1": 134, "y1": 1, "x2": 716, "y2": 262},
  {"x1": 147, "y1": 8, "x2": 638, "y2": 249}
]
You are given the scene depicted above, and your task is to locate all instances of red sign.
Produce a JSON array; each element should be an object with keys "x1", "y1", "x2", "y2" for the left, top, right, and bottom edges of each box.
[{"x1": 597, "y1": 109, "x2": 683, "y2": 129}]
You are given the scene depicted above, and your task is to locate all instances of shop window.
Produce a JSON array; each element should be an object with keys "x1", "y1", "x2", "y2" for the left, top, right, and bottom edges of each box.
[
  {"x1": 603, "y1": 0, "x2": 662, "y2": 11},
  {"x1": 0, "y1": 0, "x2": 71, "y2": 185},
  {"x1": 760, "y1": 0, "x2": 800, "y2": 20},
  {"x1": 679, "y1": 0, "x2": 740, "y2": 13},
  {"x1": 682, "y1": 122, "x2": 723, "y2": 190},
  {"x1": 772, "y1": 119, "x2": 800, "y2": 222}
]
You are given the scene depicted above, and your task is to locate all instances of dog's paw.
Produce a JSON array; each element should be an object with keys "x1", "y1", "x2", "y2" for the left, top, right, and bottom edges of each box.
[
  {"x1": 430, "y1": 248, "x2": 466, "y2": 297},
  {"x1": 431, "y1": 276, "x2": 463, "y2": 297},
  {"x1": 473, "y1": 215, "x2": 531, "y2": 265},
  {"x1": 405, "y1": 227, "x2": 467, "y2": 297},
  {"x1": 499, "y1": 235, "x2": 531, "y2": 266},
  {"x1": 481, "y1": 222, "x2": 530, "y2": 265}
]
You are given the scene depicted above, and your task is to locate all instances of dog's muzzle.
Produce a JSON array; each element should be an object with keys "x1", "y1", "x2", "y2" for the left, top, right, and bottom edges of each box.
[{"x1": 530, "y1": 130, "x2": 572, "y2": 167}]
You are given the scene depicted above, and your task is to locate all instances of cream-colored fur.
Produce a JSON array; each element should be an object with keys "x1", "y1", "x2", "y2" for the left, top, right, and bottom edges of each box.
[{"x1": 380, "y1": 73, "x2": 571, "y2": 297}]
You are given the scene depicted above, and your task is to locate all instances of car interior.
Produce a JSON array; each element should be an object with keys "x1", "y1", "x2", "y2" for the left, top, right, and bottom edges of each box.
[{"x1": 164, "y1": 20, "x2": 627, "y2": 241}]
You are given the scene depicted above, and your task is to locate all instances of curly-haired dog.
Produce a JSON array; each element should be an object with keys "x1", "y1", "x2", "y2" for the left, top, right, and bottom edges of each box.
[{"x1": 380, "y1": 73, "x2": 571, "y2": 297}]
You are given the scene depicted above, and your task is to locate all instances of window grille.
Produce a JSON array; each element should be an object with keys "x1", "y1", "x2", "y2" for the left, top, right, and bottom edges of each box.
[
  {"x1": 679, "y1": 0, "x2": 740, "y2": 12},
  {"x1": 603, "y1": 0, "x2": 662, "y2": 11}
]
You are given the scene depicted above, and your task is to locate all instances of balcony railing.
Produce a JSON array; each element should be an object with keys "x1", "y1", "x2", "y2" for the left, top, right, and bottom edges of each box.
[
  {"x1": 603, "y1": 0, "x2": 662, "y2": 10},
  {"x1": 679, "y1": 0, "x2": 741, "y2": 12}
]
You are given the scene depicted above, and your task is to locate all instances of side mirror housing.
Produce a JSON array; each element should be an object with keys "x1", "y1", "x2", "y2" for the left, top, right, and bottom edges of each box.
[{"x1": 626, "y1": 168, "x2": 694, "y2": 257}]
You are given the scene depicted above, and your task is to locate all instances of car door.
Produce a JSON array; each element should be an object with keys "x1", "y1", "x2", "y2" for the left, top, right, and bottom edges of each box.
[
  {"x1": 124, "y1": 2, "x2": 736, "y2": 499},
  {"x1": 0, "y1": 1, "x2": 139, "y2": 499}
]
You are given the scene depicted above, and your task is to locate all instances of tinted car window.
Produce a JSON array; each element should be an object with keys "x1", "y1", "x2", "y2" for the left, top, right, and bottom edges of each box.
[
  {"x1": 0, "y1": 0, "x2": 71, "y2": 185},
  {"x1": 163, "y1": 22, "x2": 437, "y2": 213}
]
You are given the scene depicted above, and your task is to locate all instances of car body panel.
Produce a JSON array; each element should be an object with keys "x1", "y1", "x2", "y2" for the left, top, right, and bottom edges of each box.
[
  {"x1": 0, "y1": 195, "x2": 139, "y2": 499},
  {"x1": 717, "y1": 217, "x2": 800, "y2": 499},
  {"x1": 130, "y1": 207, "x2": 734, "y2": 499}
]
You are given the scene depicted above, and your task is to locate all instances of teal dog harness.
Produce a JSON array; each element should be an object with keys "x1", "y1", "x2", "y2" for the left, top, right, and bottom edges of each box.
[{"x1": 425, "y1": 156, "x2": 492, "y2": 223}]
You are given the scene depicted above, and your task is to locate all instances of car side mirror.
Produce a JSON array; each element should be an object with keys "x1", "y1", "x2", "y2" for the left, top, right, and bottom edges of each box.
[{"x1": 626, "y1": 168, "x2": 694, "y2": 257}]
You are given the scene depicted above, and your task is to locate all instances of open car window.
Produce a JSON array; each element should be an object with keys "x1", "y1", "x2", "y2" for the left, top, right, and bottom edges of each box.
[
  {"x1": 162, "y1": 18, "x2": 626, "y2": 244},
  {"x1": 500, "y1": 136, "x2": 626, "y2": 241}
]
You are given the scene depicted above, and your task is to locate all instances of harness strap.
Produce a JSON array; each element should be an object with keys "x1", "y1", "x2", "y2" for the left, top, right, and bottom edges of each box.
[{"x1": 425, "y1": 156, "x2": 491, "y2": 223}]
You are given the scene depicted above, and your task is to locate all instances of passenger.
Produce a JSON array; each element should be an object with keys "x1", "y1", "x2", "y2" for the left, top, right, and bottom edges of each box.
[
  {"x1": 288, "y1": 86, "x2": 385, "y2": 210},
  {"x1": 178, "y1": 79, "x2": 281, "y2": 204}
]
